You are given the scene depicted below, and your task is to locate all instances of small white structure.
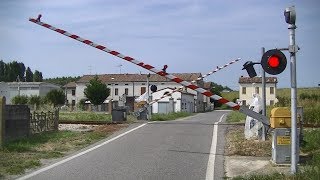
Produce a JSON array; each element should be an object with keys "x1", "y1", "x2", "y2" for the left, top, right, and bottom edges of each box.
[
  {"x1": 7, "y1": 82, "x2": 61, "y2": 104},
  {"x1": 151, "y1": 87, "x2": 195, "y2": 114},
  {"x1": 244, "y1": 94, "x2": 263, "y2": 139}
]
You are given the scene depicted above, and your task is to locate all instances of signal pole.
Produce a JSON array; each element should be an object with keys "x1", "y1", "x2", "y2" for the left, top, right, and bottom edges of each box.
[
  {"x1": 284, "y1": 6, "x2": 298, "y2": 174},
  {"x1": 261, "y1": 47, "x2": 266, "y2": 141}
]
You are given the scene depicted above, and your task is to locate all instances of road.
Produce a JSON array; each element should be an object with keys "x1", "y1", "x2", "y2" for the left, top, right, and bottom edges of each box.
[{"x1": 18, "y1": 110, "x2": 230, "y2": 180}]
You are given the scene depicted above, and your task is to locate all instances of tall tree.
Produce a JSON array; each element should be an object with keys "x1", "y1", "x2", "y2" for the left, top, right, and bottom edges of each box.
[
  {"x1": 18, "y1": 62, "x2": 26, "y2": 81},
  {"x1": 25, "y1": 67, "x2": 33, "y2": 82},
  {"x1": 0, "y1": 60, "x2": 5, "y2": 81},
  {"x1": 33, "y1": 70, "x2": 42, "y2": 82},
  {"x1": 84, "y1": 75, "x2": 110, "y2": 106}
]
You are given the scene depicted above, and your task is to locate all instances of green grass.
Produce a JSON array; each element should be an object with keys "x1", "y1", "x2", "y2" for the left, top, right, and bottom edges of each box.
[
  {"x1": 59, "y1": 111, "x2": 112, "y2": 122},
  {"x1": 0, "y1": 129, "x2": 114, "y2": 177},
  {"x1": 151, "y1": 112, "x2": 194, "y2": 121},
  {"x1": 226, "y1": 111, "x2": 246, "y2": 123}
]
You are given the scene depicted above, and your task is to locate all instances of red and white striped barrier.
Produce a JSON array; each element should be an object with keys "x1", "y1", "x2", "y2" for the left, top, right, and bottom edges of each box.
[
  {"x1": 29, "y1": 17, "x2": 240, "y2": 110},
  {"x1": 29, "y1": 16, "x2": 269, "y2": 125}
]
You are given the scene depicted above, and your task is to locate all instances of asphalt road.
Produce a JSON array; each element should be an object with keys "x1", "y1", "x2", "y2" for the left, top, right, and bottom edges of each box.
[{"x1": 18, "y1": 110, "x2": 230, "y2": 180}]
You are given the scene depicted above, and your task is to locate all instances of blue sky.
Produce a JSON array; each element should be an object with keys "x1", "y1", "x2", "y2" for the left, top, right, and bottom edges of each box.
[{"x1": 1, "y1": 0, "x2": 319, "y2": 89}]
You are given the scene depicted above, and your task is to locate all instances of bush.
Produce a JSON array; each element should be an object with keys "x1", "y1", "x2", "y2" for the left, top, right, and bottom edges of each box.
[
  {"x1": 11, "y1": 95, "x2": 28, "y2": 105},
  {"x1": 46, "y1": 89, "x2": 65, "y2": 107},
  {"x1": 28, "y1": 95, "x2": 41, "y2": 109},
  {"x1": 151, "y1": 112, "x2": 192, "y2": 121}
]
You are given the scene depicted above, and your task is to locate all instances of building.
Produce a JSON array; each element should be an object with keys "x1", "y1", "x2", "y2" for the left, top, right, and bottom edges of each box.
[
  {"x1": 68, "y1": 73, "x2": 207, "y2": 112},
  {"x1": 238, "y1": 76, "x2": 278, "y2": 106},
  {"x1": 64, "y1": 81, "x2": 77, "y2": 107},
  {"x1": 0, "y1": 82, "x2": 10, "y2": 103},
  {"x1": 5, "y1": 82, "x2": 61, "y2": 104},
  {"x1": 151, "y1": 87, "x2": 195, "y2": 114}
]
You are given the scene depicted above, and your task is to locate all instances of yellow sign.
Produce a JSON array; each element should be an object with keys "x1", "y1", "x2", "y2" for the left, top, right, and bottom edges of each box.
[{"x1": 277, "y1": 136, "x2": 291, "y2": 145}]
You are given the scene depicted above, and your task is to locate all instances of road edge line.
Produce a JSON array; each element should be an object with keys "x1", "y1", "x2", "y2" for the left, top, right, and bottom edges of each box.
[
  {"x1": 205, "y1": 114, "x2": 225, "y2": 180},
  {"x1": 17, "y1": 123, "x2": 148, "y2": 180}
]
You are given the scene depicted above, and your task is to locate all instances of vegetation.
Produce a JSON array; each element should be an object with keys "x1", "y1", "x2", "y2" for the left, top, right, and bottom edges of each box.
[
  {"x1": 151, "y1": 112, "x2": 194, "y2": 121},
  {"x1": 84, "y1": 76, "x2": 110, "y2": 106},
  {"x1": 44, "y1": 76, "x2": 81, "y2": 86},
  {"x1": 0, "y1": 60, "x2": 43, "y2": 82},
  {"x1": 209, "y1": 82, "x2": 235, "y2": 108},
  {"x1": 11, "y1": 95, "x2": 29, "y2": 105},
  {"x1": 59, "y1": 112, "x2": 112, "y2": 122},
  {"x1": 28, "y1": 95, "x2": 41, "y2": 109},
  {"x1": 46, "y1": 89, "x2": 65, "y2": 107},
  {"x1": 226, "y1": 111, "x2": 246, "y2": 123}
]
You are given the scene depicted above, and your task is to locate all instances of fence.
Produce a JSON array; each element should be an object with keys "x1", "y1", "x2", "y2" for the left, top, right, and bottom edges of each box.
[
  {"x1": 0, "y1": 96, "x2": 59, "y2": 146},
  {"x1": 30, "y1": 109, "x2": 59, "y2": 134}
]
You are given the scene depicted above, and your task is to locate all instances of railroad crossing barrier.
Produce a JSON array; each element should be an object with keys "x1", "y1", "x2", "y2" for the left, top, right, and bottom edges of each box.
[{"x1": 29, "y1": 15, "x2": 269, "y2": 126}]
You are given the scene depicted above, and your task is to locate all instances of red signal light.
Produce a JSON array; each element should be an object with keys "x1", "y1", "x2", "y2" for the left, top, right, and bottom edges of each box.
[
  {"x1": 261, "y1": 49, "x2": 287, "y2": 75},
  {"x1": 268, "y1": 56, "x2": 280, "y2": 68}
]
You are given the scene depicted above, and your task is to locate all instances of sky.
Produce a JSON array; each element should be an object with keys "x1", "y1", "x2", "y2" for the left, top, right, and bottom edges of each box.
[{"x1": 1, "y1": 0, "x2": 319, "y2": 90}]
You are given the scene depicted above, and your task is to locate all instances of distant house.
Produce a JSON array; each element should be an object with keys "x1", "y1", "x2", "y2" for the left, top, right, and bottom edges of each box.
[
  {"x1": 203, "y1": 82, "x2": 214, "y2": 111},
  {"x1": 238, "y1": 76, "x2": 278, "y2": 106},
  {"x1": 63, "y1": 82, "x2": 76, "y2": 107},
  {"x1": 6, "y1": 82, "x2": 61, "y2": 104},
  {"x1": 70, "y1": 73, "x2": 207, "y2": 112},
  {"x1": 151, "y1": 87, "x2": 195, "y2": 114}
]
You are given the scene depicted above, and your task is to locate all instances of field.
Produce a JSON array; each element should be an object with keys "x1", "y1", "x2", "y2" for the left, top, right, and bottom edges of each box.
[{"x1": 223, "y1": 88, "x2": 320, "y2": 125}]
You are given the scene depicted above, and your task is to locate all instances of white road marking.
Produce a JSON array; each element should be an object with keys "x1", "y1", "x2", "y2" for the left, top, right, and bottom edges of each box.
[
  {"x1": 17, "y1": 123, "x2": 148, "y2": 180},
  {"x1": 205, "y1": 114, "x2": 225, "y2": 180}
]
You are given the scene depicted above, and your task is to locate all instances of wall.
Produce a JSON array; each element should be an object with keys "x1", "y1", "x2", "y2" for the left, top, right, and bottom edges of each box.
[
  {"x1": 239, "y1": 83, "x2": 278, "y2": 106},
  {"x1": 4, "y1": 105, "x2": 30, "y2": 141}
]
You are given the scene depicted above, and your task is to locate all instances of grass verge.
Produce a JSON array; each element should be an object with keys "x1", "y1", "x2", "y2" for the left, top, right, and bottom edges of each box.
[
  {"x1": 226, "y1": 111, "x2": 246, "y2": 123},
  {"x1": 59, "y1": 111, "x2": 112, "y2": 122},
  {"x1": 151, "y1": 112, "x2": 194, "y2": 121},
  {"x1": 0, "y1": 124, "x2": 127, "y2": 178}
]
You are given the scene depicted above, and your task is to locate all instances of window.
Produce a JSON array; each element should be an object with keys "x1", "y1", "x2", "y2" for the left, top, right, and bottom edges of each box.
[
  {"x1": 255, "y1": 87, "x2": 259, "y2": 94},
  {"x1": 115, "y1": 88, "x2": 118, "y2": 95},
  {"x1": 72, "y1": 100, "x2": 76, "y2": 106},
  {"x1": 270, "y1": 100, "x2": 274, "y2": 106},
  {"x1": 125, "y1": 88, "x2": 128, "y2": 95},
  {"x1": 125, "y1": 84, "x2": 129, "y2": 86},
  {"x1": 141, "y1": 87, "x2": 146, "y2": 95},
  {"x1": 270, "y1": 87, "x2": 274, "y2": 94},
  {"x1": 72, "y1": 89, "x2": 76, "y2": 96},
  {"x1": 242, "y1": 100, "x2": 246, "y2": 106},
  {"x1": 115, "y1": 84, "x2": 118, "y2": 86},
  {"x1": 142, "y1": 83, "x2": 145, "y2": 85},
  {"x1": 242, "y1": 87, "x2": 246, "y2": 94}
]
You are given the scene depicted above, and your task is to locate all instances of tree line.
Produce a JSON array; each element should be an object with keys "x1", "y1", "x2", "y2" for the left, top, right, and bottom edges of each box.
[
  {"x1": 0, "y1": 60, "x2": 43, "y2": 82},
  {"x1": 44, "y1": 76, "x2": 81, "y2": 86}
]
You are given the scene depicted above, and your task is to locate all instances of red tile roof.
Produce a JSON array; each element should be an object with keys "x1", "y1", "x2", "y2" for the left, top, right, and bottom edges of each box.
[
  {"x1": 77, "y1": 73, "x2": 202, "y2": 83},
  {"x1": 238, "y1": 76, "x2": 278, "y2": 84}
]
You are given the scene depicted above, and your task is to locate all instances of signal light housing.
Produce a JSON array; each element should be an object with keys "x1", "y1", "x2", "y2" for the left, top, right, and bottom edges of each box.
[{"x1": 261, "y1": 49, "x2": 287, "y2": 75}]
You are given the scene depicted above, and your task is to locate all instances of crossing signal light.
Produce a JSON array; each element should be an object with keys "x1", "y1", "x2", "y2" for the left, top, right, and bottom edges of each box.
[
  {"x1": 261, "y1": 49, "x2": 287, "y2": 75},
  {"x1": 242, "y1": 61, "x2": 257, "y2": 78}
]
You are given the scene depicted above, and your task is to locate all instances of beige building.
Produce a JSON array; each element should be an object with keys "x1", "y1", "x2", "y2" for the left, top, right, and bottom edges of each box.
[{"x1": 238, "y1": 76, "x2": 278, "y2": 106}]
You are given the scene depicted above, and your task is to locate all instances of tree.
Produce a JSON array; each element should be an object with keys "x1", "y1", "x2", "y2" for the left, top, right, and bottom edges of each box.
[
  {"x1": 33, "y1": 70, "x2": 43, "y2": 82},
  {"x1": 28, "y1": 95, "x2": 41, "y2": 109},
  {"x1": 46, "y1": 89, "x2": 65, "y2": 107},
  {"x1": 0, "y1": 60, "x2": 5, "y2": 81},
  {"x1": 11, "y1": 95, "x2": 29, "y2": 105},
  {"x1": 25, "y1": 67, "x2": 33, "y2": 82},
  {"x1": 84, "y1": 76, "x2": 110, "y2": 106}
]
